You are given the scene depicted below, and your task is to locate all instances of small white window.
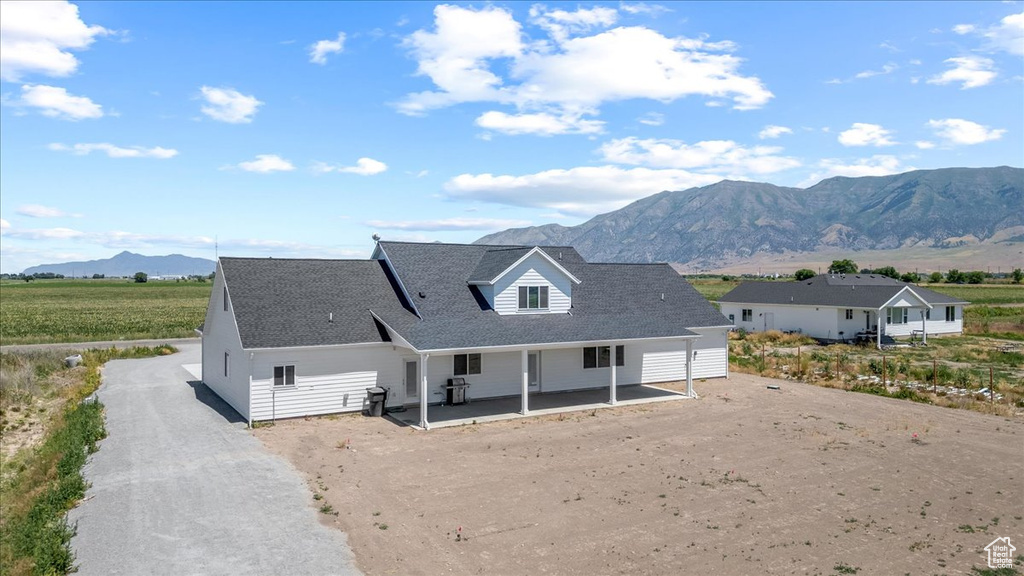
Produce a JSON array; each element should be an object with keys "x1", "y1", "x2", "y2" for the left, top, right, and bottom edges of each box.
[
  {"x1": 224, "y1": 352, "x2": 229, "y2": 377},
  {"x1": 887, "y1": 307, "x2": 908, "y2": 325},
  {"x1": 583, "y1": 345, "x2": 624, "y2": 369},
  {"x1": 453, "y1": 353, "x2": 481, "y2": 376},
  {"x1": 273, "y1": 365, "x2": 296, "y2": 387},
  {"x1": 518, "y1": 285, "x2": 549, "y2": 310},
  {"x1": 845, "y1": 309, "x2": 853, "y2": 320},
  {"x1": 741, "y1": 309, "x2": 753, "y2": 322},
  {"x1": 945, "y1": 306, "x2": 956, "y2": 322}
]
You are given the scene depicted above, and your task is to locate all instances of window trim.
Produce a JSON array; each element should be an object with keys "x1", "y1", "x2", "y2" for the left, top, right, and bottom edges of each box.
[
  {"x1": 741, "y1": 309, "x2": 753, "y2": 322},
  {"x1": 273, "y1": 364, "x2": 296, "y2": 388},
  {"x1": 453, "y1": 353, "x2": 482, "y2": 376},
  {"x1": 582, "y1": 345, "x2": 624, "y2": 369},
  {"x1": 517, "y1": 285, "x2": 550, "y2": 310}
]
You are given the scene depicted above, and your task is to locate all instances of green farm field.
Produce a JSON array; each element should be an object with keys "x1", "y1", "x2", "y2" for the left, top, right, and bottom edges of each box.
[{"x1": 0, "y1": 280, "x2": 211, "y2": 345}]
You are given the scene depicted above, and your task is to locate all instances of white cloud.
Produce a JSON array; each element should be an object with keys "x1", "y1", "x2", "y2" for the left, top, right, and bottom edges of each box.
[
  {"x1": 2, "y1": 226, "x2": 85, "y2": 240},
  {"x1": 199, "y1": 86, "x2": 262, "y2": 123},
  {"x1": 529, "y1": 5, "x2": 618, "y2": 43},
  {"x1": 475, "y1": 110, "x2": 604, "y2": 135},
  {"x1": 800, "y1": 155, "x2": 908, "y2": 187},
  {"x1": 854, "y1": 62, "x2": 898, "y2": 79},
  {"x1": 445, "y1": 165, "x2": 723, "y2": 216},
  {"x1": 399, "y1": 5, "x2": 771, "y2": 129},
  {"x1": 0, "y1": 0, "x2": 109, "y2": 81},
  {"x1": 915, "y1": 140, "x2": 936, "y2": 149},
  {"x1": 637, "y1": 112, "x2": 664, "y2": 126},
  {"x1": 235, "y1": 154, "x2": 295, "y2": 173},
  {"x1": 0, "y1": 218, "x2": 9, "y2": 232},
  {"x1": 619, "y1": 3, "x2": 671, "y2": 16},
  {"x1": 838, "y1": 123, "x2": 897, "y2": 147},
  {"x1": 927, "y1": 118, "x2": 1005, "y2": 145},
  {"x1": 927, "y1": 56, "x2": 996, "y2": 89},
  {"x1": 981, "y1": 12, "x2": 1024, "y2": 56},
  {"x1": 48, "y1": 142, "x2": 178, "y2": 158},
  {"x1": 313, "y1": 157, "x2": 388, "y2": 175},
  {"x1": 309, "y1": 32, "x2": 345, "y2": 64},
  {"x1": 600, "y1": 137, "x2": 801, "y2": 175},
  {"x1": 16, "y1": 204, "x2": 81, "y2": 218},
  {"x1": 758, "y1": 125, "x2": 792, "y2": 139},
  {"x1": 365, "y1": 217, "x2": 532, "y2": 231},
  {"x1": 952, "y1": 24, "x2": 976, "y2": 35},
  {"x1": 16, "y1": 84, "x2": 103, "y2": 120}
]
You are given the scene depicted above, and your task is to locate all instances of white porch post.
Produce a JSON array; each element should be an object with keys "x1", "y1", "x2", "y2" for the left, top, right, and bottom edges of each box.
[
  {"x1": 521, "y1": 349, "x2": 529, "y2": 415},
  {"x1": 419, "y1": 353, "x2": 430, "y2": 430},
  {"x1": 876, "y1": 309, "x2": 883, "y2": 350},
  {"x1": 609, "y1": 344, "x2": 617, "y2": 405},
  {"x1": 685, "y1": 339, "x2": 693, "y2": 397},
  {"x1": 921, "y1": 310, "x2": 927, "y2": 345}
]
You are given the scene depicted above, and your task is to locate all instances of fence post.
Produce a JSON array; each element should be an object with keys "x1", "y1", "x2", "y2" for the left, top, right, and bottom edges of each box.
[
  {"x1": 836, "y1": 354, "x2": 840, "y2": 380},
  {"x1": 990, "y1": 367, "x2": 994, "y2": 403},
  {"x1": 761, "y1": 344, "x2": 765, "y2": 370},
  {"x1": 932, "y1": 360, "x2": 937, "y2": 393},
  {"x1": 882, "y1": 355, "x2": 886, "y2": 386}
]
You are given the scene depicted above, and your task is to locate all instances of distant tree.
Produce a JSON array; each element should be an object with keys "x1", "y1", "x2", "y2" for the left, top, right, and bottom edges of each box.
[
  {"x1": 134, "y1": 272, "x2": 148, "y2": 283},
  {"x1": 721, "y1": 275, "x2": 734, "y2": 282},
  {"x1": 928, "y1": 271, "x2": 943, "y2": 283},
  {"x1": 207, "y1": 272, "x2": 216, "y2": 280},
  {"x1": 966, "y1": 271, "x2": 985, "y2": 284},
  {"x1": 859, "y1": 268, "x2": 872, "y2": 274},
  {"x1": 794, "y1": 269, "x2": 815, "y2": 281},
  {"x1": 828, "y1": 259, "x2": 858, "y2": 274},
  {"x1": 946, "y1": 269, "x2": 965, "y2": 283},
  {"x1": 1013, "y1": 268, "x2": 1023, "y2": 284},
  {"x1": 900, "y1": 272, "x2": 919, "y2": 283},
  {"x1": 870, "y1": 266, "x2": 900, "y2": 279},
  {"x1": 92, "y1": 273, "x2": 105, "y2": 279}
]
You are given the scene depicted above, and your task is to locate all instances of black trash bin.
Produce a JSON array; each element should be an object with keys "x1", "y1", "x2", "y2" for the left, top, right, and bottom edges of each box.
[{"x1": 366, "y1": 386, "x2": 388, "y2": 417}]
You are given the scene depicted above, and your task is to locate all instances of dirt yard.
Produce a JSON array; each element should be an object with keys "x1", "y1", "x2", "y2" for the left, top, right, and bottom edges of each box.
[{"x1": 255, "y1": 374, "x2": 1023, "y2": 575}]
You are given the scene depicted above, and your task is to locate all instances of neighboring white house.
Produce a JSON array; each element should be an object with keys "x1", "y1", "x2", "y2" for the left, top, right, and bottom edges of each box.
[
  {"x1": 718, "y1": 273, "x2": 968, "y2": 347},
  {"x1": 200, "y1": 241, "x2": 731, "y2": 428}
]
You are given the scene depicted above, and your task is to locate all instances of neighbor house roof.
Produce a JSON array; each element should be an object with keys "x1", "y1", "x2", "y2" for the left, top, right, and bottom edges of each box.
[
  {"x1": 718, "y1": 274, "x2": 968, "y2": 309},
  {"x1": 219, "y1": 258, "x2": 417, "y2": 349}
]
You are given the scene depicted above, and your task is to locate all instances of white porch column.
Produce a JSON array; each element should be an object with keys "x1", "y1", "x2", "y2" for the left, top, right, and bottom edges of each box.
[
  {"x1": 609, "y1": 344, "x2": 617, "y2": 405},
  {"x1": 685, "y1": 339, "x2": 693, "y2": 397},
  {"x1": 876, "y1": 309, "x2": 883, "y2": 350},
  {"x1": 419, "y1": 353, "x2": 430, "y2": 430},
  {"x1": 521, "y1": 349, "x2": 529, "y2": 415},
  {"x1": 921, "y1": 310, "x2": 927, "y2": 345}
]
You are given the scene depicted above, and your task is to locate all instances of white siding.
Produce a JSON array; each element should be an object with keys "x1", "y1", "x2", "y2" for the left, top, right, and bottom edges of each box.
[
  {"x1": 200, "y1": 261, "x2": 249, "y2": 422},
  {"x1": 885, "y1": 306, "x2": 963, "y2": 337},
  {"x1": 492, "y1": 253, "x2": 573, "y2": 315},
  {"x1": 249, "y1": 345, "x2": 404, "y2": 421},
  {"x1": 721, "y1": 303, "x2": 840, "y2": 340},
  {"x1": 425, "y1": 351, "x2": 522, "y2": 403},
  {"x1": 688, "y1": 327, "x2": 729, "y2": 379}
]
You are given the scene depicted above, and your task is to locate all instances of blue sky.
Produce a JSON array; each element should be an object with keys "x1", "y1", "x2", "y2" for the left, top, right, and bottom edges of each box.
[{"x1": 1, "y1": 1, "x2": 1021, "y2": 273}]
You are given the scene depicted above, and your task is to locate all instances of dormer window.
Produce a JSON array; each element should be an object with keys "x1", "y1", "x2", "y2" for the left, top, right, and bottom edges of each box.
[{"x1": 518, "y1": 286, "x2": 549, "y2": 310}]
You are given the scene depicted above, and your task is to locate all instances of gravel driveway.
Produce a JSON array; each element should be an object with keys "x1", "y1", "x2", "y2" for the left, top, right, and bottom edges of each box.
[{"x1": 69, "y1": 342, "x2": 361, "y2": 576}]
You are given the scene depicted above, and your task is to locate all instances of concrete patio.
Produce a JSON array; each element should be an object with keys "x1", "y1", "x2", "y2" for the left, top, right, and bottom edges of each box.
[{"x1": 386, "y1": 384, "x2": 691, "y2": 429}]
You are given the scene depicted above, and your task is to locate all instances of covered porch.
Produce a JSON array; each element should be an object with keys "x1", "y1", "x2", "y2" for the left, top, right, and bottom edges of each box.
[{"x1": 387, "y1": 383, "x2": 691, "y2": 430}]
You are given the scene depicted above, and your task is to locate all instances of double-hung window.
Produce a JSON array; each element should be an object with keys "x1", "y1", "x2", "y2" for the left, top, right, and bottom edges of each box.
[
  {"x1": 273, "y1": 365, "x2": 296, "y2": 387},
  {"x1": 518, "y1": 285, "x2": 549, "y2": 310},
  {"x1": 583, "y1": 345, "x2": 625, "y2": 369},
  {"x1": 741, "y1": 309, "x2": 753, "y2": 322},
  {"x1": 454, "y1": 353, "x2": 481, "y2": 376},
  {"x1": 886, "y1": 307, "x2": 908, "y2": 324},
  {"x1": 945, "y1": 306, "x2": 956, "y2": 322},
  {"x1": 845, "y1": 309, "x2": 854, "y2": 320}
]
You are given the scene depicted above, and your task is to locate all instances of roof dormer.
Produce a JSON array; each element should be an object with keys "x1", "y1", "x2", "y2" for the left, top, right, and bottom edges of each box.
[{"x1": 468, "y1": 247, "x2": 581, "y2": 315}]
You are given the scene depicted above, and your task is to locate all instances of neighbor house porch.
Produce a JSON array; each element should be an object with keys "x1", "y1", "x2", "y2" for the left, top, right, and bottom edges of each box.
[{"x1": 387, "y1": 383, "x2": 691, "y2": 429}]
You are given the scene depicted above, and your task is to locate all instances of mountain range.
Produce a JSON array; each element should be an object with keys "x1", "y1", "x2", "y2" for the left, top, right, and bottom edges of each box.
[
  {"x1": 22, "y1": 251, "x2": 216, "y2": 277},
  {"x1": 476, "y1": 166, "x2": 1024, "y2": 272}
]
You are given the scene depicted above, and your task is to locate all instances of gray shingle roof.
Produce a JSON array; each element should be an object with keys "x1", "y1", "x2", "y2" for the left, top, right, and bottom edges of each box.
[
  {"x1": 376, "y1": 241, "x2": 729, "y2": 351},
  {"x1": 466, "y1": 247, "x2": 532, "y2": 283},
  {"x1": 219, "y1": 258, "x2": 417, "y2": 349},
  {"x1": 718, "y1": 274, "x2": 968, "y2": 308}
]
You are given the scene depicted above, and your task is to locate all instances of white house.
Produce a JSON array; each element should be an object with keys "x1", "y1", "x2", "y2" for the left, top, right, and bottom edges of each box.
[
  {"x1": 718, "y1": 273, "x2": 968, "y2": 347},
  {"x1": 200, "y1": 241, "x2": 731, "y2": 428}
]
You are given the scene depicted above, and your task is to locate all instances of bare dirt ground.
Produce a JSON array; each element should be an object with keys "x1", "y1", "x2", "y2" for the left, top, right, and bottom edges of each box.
[{"x1": 255, "y1": 374, "x2": 1023, "y2": 576}]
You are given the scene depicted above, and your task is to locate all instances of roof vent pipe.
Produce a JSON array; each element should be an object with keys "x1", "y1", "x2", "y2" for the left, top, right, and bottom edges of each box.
[
  {"x1": 329, "y1": 312, "x2": 334, "y2": 323},
  {"x1": 661, "y1": 293, "x2": 665, "y2": 301}
]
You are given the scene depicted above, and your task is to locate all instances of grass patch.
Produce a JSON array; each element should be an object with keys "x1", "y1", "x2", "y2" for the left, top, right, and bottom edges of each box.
[
  {"x1": 0, "y1": 279, "x2": 210, "y2": 345},
  {"x1": 0, "y1": 345, "x2": 176, "y2": 576}
]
